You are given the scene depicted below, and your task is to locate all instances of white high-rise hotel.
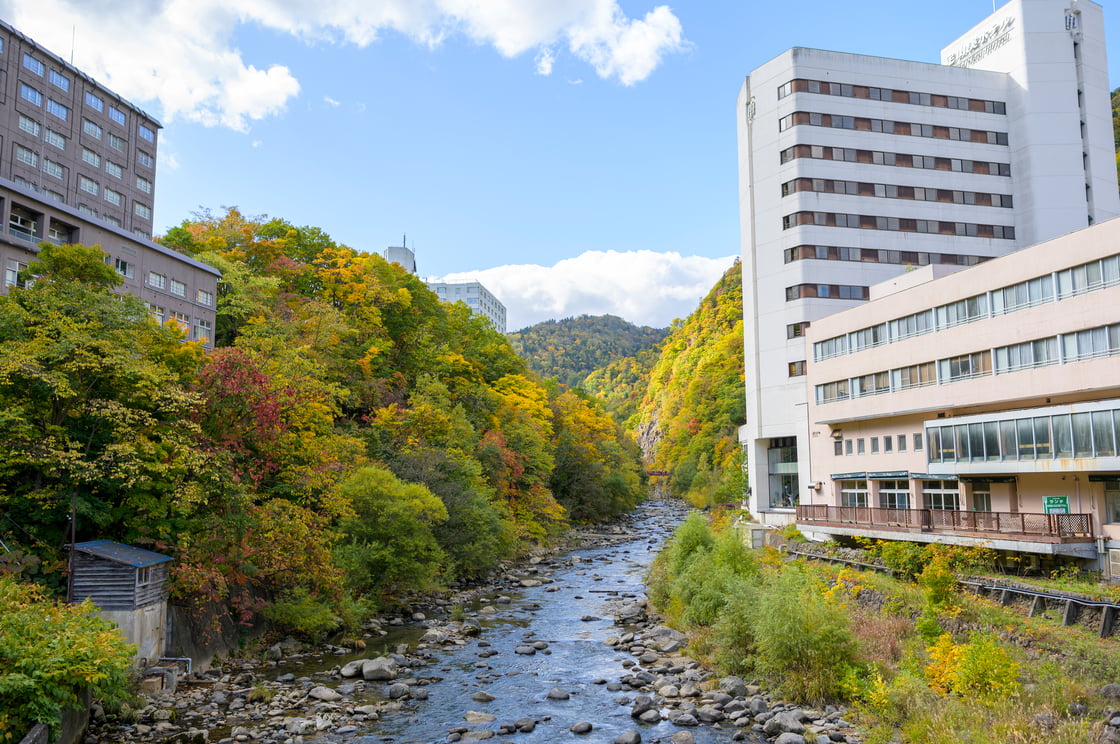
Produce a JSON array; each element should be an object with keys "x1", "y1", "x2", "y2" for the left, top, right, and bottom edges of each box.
[{"x1": 737, "y1": 0, "x2": 1120, "y2": 518}]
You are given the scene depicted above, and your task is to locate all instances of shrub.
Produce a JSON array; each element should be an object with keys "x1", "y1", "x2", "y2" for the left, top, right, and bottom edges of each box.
[
  {"x1": 751, "y1": 565, "x2": 857, "y2": 704},
  {"x1": 0, "y1": 577, "x2": 135, "y2": 742},
  {"x1": 925, "y1": 632, "x2": 1020, "y2": 700},
  {"x1": 263, "y1": 586, "x2": 340, "y2": 639},
  {"x1": 666, "y1": 513, "x2": 714, "y2": 576}
]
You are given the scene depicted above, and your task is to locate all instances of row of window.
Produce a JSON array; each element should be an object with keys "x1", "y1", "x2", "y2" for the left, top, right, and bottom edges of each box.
[
  {"x1": 927, "y1": 407, "x2": 1120, "y2": 464},
  {"x1": 781, "y1": 177, "x2": 1013, "y2": 208},
  {"x1": 785, "y1": 283, "x2": 869, "y2": 302},
  {"x1": 812, "y1": 252, "x2": 1120, "y2": 360},
  {"x1": 20, "y1": 77, "x2": 155, "y2": 153},
  {"x1": 780, "y1": 144, "x2": 1011, "y2": 177},
  {"x1": 778, "y1": 111, "x2": 1009, "y2": 145},
  {"x1": 782, "y1": 210, "x2": 1016, "y2": 239},
  {"x1": 784, "y1": 244, "x2": 988, "y2": 268},
  {"x1": 148, "y1": 304, "x2": 212, "y2": 342},
  {"x1": 145, "y1": 269, "x2": 213, "y2": 306},
  {"x1": 815, "y1": 322, "x2": 1120, "y2": 404},
  {"x1": 835, "y1": 433, "x2": 924, "y2": 457},
  {"x1": 20, "y1": 112, "x2": 147, "y2": 177},
  {"x1": 838, "y1": 479, "x2": 960, "y2": 510},
  {"x1": 20, "y1": 82, "x2": 69, "y2": 122},
  {"x1": 777, "y1": 78, "x2": 1007, "y2": 115}
]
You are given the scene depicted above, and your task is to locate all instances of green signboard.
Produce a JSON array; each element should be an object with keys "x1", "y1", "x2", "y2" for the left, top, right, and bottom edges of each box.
[{"x1": 1043, "y1": 495, "x2": 1069, "y2": 514}]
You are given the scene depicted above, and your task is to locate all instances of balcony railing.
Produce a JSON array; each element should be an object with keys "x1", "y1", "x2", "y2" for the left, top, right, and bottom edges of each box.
[
  {"x1": 797, "y1": 504, "x2": 1093, "y2": 543},
  {"x1": 8, "y1": 224, "x2": 37, "y2": 243}
]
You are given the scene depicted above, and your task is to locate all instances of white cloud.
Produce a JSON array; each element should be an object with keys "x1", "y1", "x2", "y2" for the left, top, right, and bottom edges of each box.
[
  {"x1": 535, "y1": 48, "x2": 555, "y2": 76},
  {"x1": 0, "y1": 0, "x2": 686, "y2": 132},
  {"x1": 430, "y1": 251, "x2": 737, "y2": 331},
  {"x1": 324, "y1": 96, "x2": 341, "y2": 107}
]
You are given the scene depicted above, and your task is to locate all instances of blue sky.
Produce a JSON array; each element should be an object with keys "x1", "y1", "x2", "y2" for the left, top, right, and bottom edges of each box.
[{"x1": 3, "y1": 1, "x2": 1118, "y2": 330}]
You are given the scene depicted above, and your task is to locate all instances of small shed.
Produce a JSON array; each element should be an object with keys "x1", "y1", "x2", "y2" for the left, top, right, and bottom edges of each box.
[{"x1": 71, "y1": 541, "x2": 172, "y2": 664}]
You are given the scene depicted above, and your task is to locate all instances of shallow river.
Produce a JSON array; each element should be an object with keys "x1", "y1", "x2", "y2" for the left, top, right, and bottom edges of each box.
[{"x1": 329, "y1": 499, "x2": 763, "y2": 744}]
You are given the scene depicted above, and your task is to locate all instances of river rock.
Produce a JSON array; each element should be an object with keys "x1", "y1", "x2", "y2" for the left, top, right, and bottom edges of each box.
[
  {"x1": 570, "y1": 721, "x2": 593, "y2": 734},
  {"x1": 420, "y1": 629, "x2": 449, "y2": 644},
  {"x1": 471, "y1": 690, "x2": 496, "y2": 702},
  {"x1": 648, "y1": 625, "x2": 688, "y2": 653},
  {"x1": 515, "y1": 718, "x2": 536, "y2": 733},
  {"x1": 763, "y1": 710, "x2": 807, "y2": 736},
  {"x1": 546, "y1": 687, "x2": 570, "y2": 700},
  {"x1": 630, "y1": 695, "x2": 656, "y2": 718},
  {"x1": 773, "y1": 734, "x2": 808, "y2": 744},
  {"x1": 461, "y1": 731, "x2": 495, "y2": 740},
  {"x1": 669, "y1": 732, "x2": 695, "y2": 744},
  {"x1": 719, "y1": 676, "x2": 749, "y2": 697},
  {"x1": 514, "y1": 645, "x2": 536, "y2": 655},
  {"x1": 361, "y1": 657, "x2": 398, "y2": 681},
  {"x1": 387, "y1": 682, "x2": 411, "y2": 699},
  {"x1": 671, "y1": 712, "x2": 698, "y2": 727},
  {"x1": 308, "y1": 685, "x2": 342, "y2": 702},
  {"x1": 614, "y1": 730, "x2": 641, "y2": 744},
  {"x1": 465, "y1": 712, "x2": 496, "y2": 722},
  {"x1": 286, "y1": 719, "x2": 316, "y2": 735}
]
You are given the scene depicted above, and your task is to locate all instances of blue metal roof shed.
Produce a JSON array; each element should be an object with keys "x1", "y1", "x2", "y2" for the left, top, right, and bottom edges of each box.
[{"x1": 71, "y1": 541, "x2": 172, "y2": 611}]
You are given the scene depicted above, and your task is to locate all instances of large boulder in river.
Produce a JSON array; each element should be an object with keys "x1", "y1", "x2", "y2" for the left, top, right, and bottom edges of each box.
[
  {"x1": 615, "y1": 601, "x2": 647, "y2": 624},
  {"x1": 647, "y1": 625, "x2": 687, "y2": 653},
  {"x1": 361, "y1": 656, "x2": 399, "y2": 681},
  {"x1": 340, "y1": 660, "x2": 365, "y2": 678}
]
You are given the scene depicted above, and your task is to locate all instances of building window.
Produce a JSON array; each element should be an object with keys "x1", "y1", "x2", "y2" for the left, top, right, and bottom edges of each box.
[
  {"x1": 149, "y1": 272, "x2": 166, "y2": 289},
  {"x1": 197, "y1": 289, "x2": 213, "y2": 306},
  {"x1": 85, "y1": 91, "x2": 104, "y2": 112},
  {"x1": 137, "y1": 150, "x2": 154, "y2": 168},
  {"x1": 898, "y1": 434, "x2": 907, "y2": 452},
  {"x1": 913, "y1": 433, "x2": 923, "y2": 451},
  {"x1": 136, "y1": 566, "x2": 151, "y2": 586},
  {"x1": 1062, "y1": 323, "x2": 1120, "y2": 362},
  {"x1": 82, "y1": 119, "x2": 103, "y2": 139},
  {"x1": 22, "y1": 53, "x2": 44, "y2": 76},
  {"x1": 44, "y1": 129, "x2": 66, "y2": 150},
  {"x1": 787, "y1": 321, "x2": 810, "y2": 339},
  {"x1": 779, "y1": 110, "x2": 1009, "y2": 146},
  {"x1": 923, "y1": 481, "x2": 960, "y2": 510},
  {"x1": 103, "y1": 188, "x2": 122, "y2": 206},
  {"x1": 114, "y1": 257, "x2": 134, "y2": 279},
  {"x1": 18, "y1": 115, "x2": 41, "y2": 136},
  {"x1": 840, "y1": 479, "x2": 868, "y2": 507},
  {"x1": 816, "y1": 379, "x2": 851, "y2": 403},
  {"x1": 781, "y1": 177, "x2": 1012, "y2": 209},
  {"x1": 78, "y1": 204, "x2": 97, "y2": 217},
  {"x1": 777, "y1": 78, "x2": 1006, "y2": 114},
  {"x1": 109, "y1": 106, "x2": 127, "y2": 126},
  {"x1": 20, "y1": 83, "x2": 42, "y2": 106},
  {"x1": 855, "y1": 371, "x2": 890, "y2": 397},
  {"x1": 149, "y1": 304, "x2": 166, "y2": 323},
  {"x1": 134, "y1": 229, "x2": 150, "y2": 240},
  {"x1": 890, "y1": 362, "x2": 937, "y2": 391},
  {"x1": 13, "y1": 176, "x2": 38, "y2": 192},
  {"x1": 134, "y1": 202, "x2": 152, "y2": 220},
  {"x1": 136, "y1": 176, "x2": 152, "y2": 194},
  {"x1": 845, "y1": 439, "x2": 853, "y2": 455},
  {"x1": 938, "y1": 351, "x2": 992, "y2": 383},
  {"x1": 788, "y1": 360, "x2": 806, "y2": 377},
  {"x1": 43, "y1": 160, "x2": 64, "y2": 179},
  {"x1": 786, "y1": 283, "x2": 869, "y2": 301},
  {"x1": 857, "y1": 438, "x2": 865, "y2": 454},
  {"x1": 995, "y1": 337, "x2": 1059, "y2": 373},
  {"x1": 102, "y1": 214, "x2": 120, "y2": 226},
  {"x1": 79, "y1": 175, "x2": 99, "y2": 196},
  {"x1": 15, "y1": 145, "x2": 39, "y2": 168},
  {"x1": 46, "y1": 99, "x2": 68, "y2": 121},
  {"x1": 82, "y1": 148, "x2": 101, "y2": 167},
  {"x1": 170, "y1": 310, "x2": 189, "y2": 328},
  {"x1": 1105, "y1": 482, "x2": 1120, "y2": 524},
  {"x1": 1057, "y1": 255, "x2": 1120, "y2": 299},
  {"x1": 5, "y1": 259, "x2": 29, "y2": 288},
  {"x1": 782, "y1": 210, "x2": 1015, "y2": 240},
  {"x1": 105, "y1": 161, "x2": 123, "y2": 179},
  {"x1": 870, "y1": 437, "x2": 879, "y2": 453},
  {"x1": 138, "y1": 124, "x2": 155, "y2": 142},
  {"x1": 884, "y1": 436, "x2": 893, "y2": 453},
  {"x1": 786, "y1": 243, "x2": 989, "y2": 270},
  {"x1": 107, "y1": 133, "x2": 126, "y2": 152},
  {"x1": 972, "y1": 484, "x2": 992, "y2": 512},
  {"x1": 49, "y1": 70, "x2": 69, "y2": 91},
  {"x1": 834, "y1": 440, "x2": 843, "y2": 456},
  {"x1": 780, "y1": 144, "x2": 1011, "y2": 178},
  {"x1": 170, "y1": 279, "x2": 186, "y2": 297},
  {"x1": 878, "y1": 480, "x2": 910, "y2": 509},
  {"x1": 193, "y1": 318, "x2": 212, "y2": 341}
]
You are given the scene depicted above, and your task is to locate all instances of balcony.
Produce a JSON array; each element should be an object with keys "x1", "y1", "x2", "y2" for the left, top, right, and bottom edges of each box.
[
  {"x1": 8, "y1": 224, "x2": 37, "y2": 243},
  {"x1": 797, "y1": 504, "x2": 1094, "y2": 544}
]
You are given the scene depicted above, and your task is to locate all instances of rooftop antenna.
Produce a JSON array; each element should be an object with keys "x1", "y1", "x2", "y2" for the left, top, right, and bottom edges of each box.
[
  {"x1": 70, "y1": 25, "x2": 75, "y2": 65},
  {"x1": 402, "y1": 233, "x2": 406, "y2": 248}
]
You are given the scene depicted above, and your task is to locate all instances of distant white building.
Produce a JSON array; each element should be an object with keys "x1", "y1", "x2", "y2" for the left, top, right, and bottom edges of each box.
[
  {"x1": 380, "y1": 242, "x2": 507, "y2": 333},
  {"x1": 426, "y1": 280, "x2": 507, "y2": 334},
  {"x1": 737, "y1": 0, "x2": 1120, "y2": 520}
]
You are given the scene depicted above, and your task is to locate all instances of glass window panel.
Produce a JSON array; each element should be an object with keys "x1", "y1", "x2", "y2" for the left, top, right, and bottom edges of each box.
[
  {"x1": 1033, "y1": 417, "x2": 1052, "y2": 458},
  {"x1": 1093, "y1": 411, "x2": 1116, "y2": 457},
  {"x1": 1053, "y1": 414, "x2": 1073, "y2": 457},
  {"x1": 999, "y1": 420, "x2": 1017, "y2": 460},
  {"x1": 969, "y1": 423, "x2": 985, "y2": 461},
  {"x1": 1017, "y1": 418, "x2": 1035, "y2": 459},
  {"x1": 984, "y1": 421, "x2": 1000, "y2": 461},
  {"x1": 956, "y1": 425, "x2": 970, "y2": 460},
  {"x1": 1073, "y1": 412, "x2": 1093, "y2": 457},
  {"x1": 928, "y1": 427, "x2": 942, "y2": 462}
]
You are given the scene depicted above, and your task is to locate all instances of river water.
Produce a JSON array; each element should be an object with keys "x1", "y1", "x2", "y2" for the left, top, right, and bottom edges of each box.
[{"x1": 329, "y1": 499, "x2": 762, "y2": 744}]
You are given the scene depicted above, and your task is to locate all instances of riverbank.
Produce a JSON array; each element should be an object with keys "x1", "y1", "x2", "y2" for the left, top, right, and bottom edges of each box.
[{"x1": 84, "y1": 501, "x2": 865, "y2": 744}]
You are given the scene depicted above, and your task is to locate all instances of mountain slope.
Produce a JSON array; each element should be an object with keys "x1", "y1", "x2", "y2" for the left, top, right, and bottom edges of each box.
[{"x1": 507, "y1": 314, "x2": 668, "y2": 388}]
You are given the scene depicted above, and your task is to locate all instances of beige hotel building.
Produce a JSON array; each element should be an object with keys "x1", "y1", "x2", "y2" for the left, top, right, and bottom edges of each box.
[{"x1": 799, "y1": 217, "x2": 1120, "y2": 574}]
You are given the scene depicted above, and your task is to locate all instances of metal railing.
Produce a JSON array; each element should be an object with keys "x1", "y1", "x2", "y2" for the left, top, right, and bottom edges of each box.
[{"x1": 797, "y1": 504, "x2": 1093, "y2": 540}]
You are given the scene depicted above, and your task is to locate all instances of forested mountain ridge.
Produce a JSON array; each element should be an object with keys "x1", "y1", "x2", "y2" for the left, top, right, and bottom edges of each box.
[
  {"x1": 586, "y1": 262, "x2": 745, "y2": 506},
  {"x1": 507, "y1": 314, "x2": 668, "y2": 388},
  {"x1": 0, "y1": 208, "x2": 644, "y2": 636}
]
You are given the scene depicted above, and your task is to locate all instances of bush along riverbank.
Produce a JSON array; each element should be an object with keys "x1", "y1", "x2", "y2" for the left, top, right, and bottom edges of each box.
[{"x1": 647, "y1": 510, "x2": 1120, "y2": 744}]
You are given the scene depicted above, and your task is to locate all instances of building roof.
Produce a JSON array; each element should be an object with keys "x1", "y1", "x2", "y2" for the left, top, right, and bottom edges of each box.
[{"x1": 74, "y1": 540, "x2": 172, "y2": 567}]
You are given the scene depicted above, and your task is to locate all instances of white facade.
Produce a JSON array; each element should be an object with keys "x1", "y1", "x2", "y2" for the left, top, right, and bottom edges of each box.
[
  {"x1": 426, "y1": 280, "x2": 508, "y2": 334},
  {"x1": 737, "y1": 0, "x2": 1119, "y2": 520}
]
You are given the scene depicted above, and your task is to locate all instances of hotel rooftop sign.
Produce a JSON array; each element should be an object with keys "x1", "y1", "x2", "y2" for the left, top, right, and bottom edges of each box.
[{"x1": 945, "y1": 16, "x2": 1015, "y2": 67}]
